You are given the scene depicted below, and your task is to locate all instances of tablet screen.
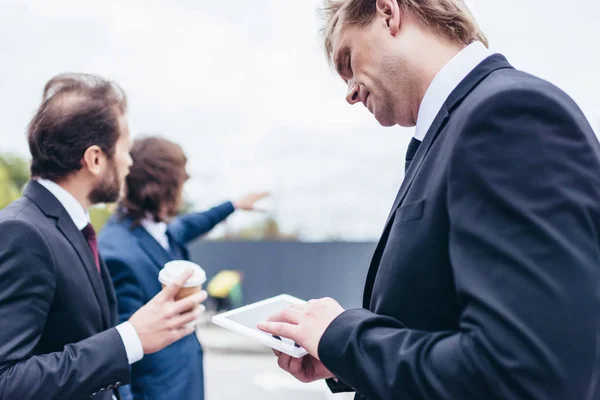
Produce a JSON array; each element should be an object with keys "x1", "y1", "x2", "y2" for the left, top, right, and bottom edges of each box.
[
  {"x1": 213, "y1": 295, "x2": 307, "y2": 355},
  {"x1": 224, "y1": 298, "x2": 296, "y2": 335}
]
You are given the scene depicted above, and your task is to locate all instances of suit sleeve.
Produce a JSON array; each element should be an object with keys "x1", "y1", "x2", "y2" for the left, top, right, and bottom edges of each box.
[
  {"x1": 318, "y1": 89, "x2": 600, "y2": 400},
  {"x1": 325, "y1": 377, "x2": 356, "y2": 393},
  {"x1": 0, "y1": 220, "x2": 130, "y2": 400},
  {"x1": 168, "y1": 201, "x2": 235, "y2": 245}
]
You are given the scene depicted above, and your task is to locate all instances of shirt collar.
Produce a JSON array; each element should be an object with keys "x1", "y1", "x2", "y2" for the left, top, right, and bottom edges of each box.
[
  {"x1": 414, "y1": 41, "x2": 492, "y2": 141},
  {"x1": 36, "y1": 178, "x2": 90, "y2": 230},
  {"x1": 140, "y1": 215, "x2": 170, "y2": 250}
]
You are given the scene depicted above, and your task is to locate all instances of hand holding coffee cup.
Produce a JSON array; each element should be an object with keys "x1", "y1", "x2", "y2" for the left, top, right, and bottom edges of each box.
[
  {"x1": 128, "y1": 264, "x2": 207, "y2": 355},
  {"x1": 158, "y1": 260, "x2": 207, "y2": 300},
  {"x1": 159, "y1": 261, "x2": 207, "y2": 329}
]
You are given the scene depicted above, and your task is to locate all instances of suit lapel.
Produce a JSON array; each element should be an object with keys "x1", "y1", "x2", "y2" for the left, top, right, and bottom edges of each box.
[
  {"x1": 385, "y1": 107, "x2": 450, "y2": 227},
  {"x1": 132, "y1": 225, "x2": 172, "y2": 271},
  {"x1": 56, "y1": 213, "x2": 113, "y2": 329},
  {"x1": 362, "y1": 54, "x2": 514, "y2": 308},
  {"x1": 362, "y1": 106, "x2": 450, "y2": 308},
  {"x1": 24, "y1": 182, "x2": 112, "y2": 329},
  {"x1": 99, "y1": 256, "x2": 119, "y2": 326}
]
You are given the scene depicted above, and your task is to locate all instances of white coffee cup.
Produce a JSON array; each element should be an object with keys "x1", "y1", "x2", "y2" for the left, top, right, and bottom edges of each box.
[{"x1": 158, "y1": 260, "x2": 207, "y2": 301}]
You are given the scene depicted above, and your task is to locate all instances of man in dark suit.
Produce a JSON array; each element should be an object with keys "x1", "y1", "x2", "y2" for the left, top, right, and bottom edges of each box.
[
  {"x1": 259, "y1": 1, "x2": 600, "y2": 399},
  {"x1": 98, "y1": 136, "x2": 268, "y2": 400},
  {"x1": 0, "y1": 74, "x2": 207, "y2": 400}
]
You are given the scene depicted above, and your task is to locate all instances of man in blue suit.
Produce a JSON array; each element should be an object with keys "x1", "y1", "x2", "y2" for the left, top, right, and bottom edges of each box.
[{"x1": 99, "y1": 136, "x2": 268, "y2": 400}]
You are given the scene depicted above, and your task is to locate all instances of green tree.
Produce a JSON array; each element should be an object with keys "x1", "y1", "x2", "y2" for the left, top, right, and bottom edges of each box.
[
  {"x1": 0, "y1": 154, "x2": 30, "y2": 190},
  {"x1": 0, "y1": 166, "x2": 22, "y2": 208},
  {"x1": 0, "y1": 154, "x2": 29, "y2": 209},
  {"x1": 90, "y1": 204, "x2": 116, "y2": 232}
]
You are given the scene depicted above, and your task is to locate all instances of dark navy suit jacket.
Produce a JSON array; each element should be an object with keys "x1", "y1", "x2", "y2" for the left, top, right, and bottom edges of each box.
[
  {"x1": 320, "y1": 55, "x2": 600, "y2": 399},
  {"x1": 98, "y1": 202, "x2": 234, "y2": 400},
  {"x1": 0, "y1": 181, "x2": 129, "y2": 400}
]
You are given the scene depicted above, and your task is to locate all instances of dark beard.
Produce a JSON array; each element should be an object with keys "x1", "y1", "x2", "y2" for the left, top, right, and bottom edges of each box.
[{"x1": 88, "y1": 163, "x2": 121, "y2": 204}]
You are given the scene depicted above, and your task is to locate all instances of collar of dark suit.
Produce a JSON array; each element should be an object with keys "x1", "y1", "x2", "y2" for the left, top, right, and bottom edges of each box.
[
  {"x1": 389, "y1": 54, "x2": 514, "y2": 220},
  {"x1": 23, "y1": 180, "x2": 67, "y2": 220},
  {"x1": 444, "y1": 53, "x2": 513, "y2": 112}
]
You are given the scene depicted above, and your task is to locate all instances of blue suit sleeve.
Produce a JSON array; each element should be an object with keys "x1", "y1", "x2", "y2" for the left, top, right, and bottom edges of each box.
[
  {"x1": 167, "y1": 201, "x2": 235, "y2": 245},
  {"x1": 104, "y1": 257, "x2": 145, "y2": 323},
  {"x1": 118, "y1": 383, "x2": 134, "y2": 400}
]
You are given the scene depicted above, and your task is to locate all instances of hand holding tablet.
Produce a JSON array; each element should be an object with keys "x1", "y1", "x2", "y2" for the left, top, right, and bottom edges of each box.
[{"x1": 211, "y1": 294, "x2": 309, "y2": 358}]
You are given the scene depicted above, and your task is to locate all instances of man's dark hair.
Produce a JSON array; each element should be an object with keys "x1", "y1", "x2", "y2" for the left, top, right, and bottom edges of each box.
[
  {"x1": 27, "y1": 73, "x2": 128, "y2": 181},
  {"x1": 120, "y1": 136, "x2": 189, "y2": 225}
]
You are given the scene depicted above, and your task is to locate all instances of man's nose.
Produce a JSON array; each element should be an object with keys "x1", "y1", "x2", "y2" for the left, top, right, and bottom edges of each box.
[{"x1": 346, "y1": 80, "x2": 360, "y2": 105}]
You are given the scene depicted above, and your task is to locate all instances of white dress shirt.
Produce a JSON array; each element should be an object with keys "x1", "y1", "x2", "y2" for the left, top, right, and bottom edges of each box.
[
  {"x1": 414, "y1": 41, "x2": 492, "y2": 141},
  {"x1": 140, "y1": 216, "x2": 170, "y2": 251},
  {"x1": 36, "y1": 179, "x2": 144, "y2": 369}
]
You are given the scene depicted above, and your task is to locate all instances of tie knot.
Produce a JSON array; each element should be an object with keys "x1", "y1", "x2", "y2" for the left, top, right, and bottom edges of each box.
[
  {"x1": 81, "y1": 223, "x2": 96, "y2": 240},
  {"x1": 405, "y1": 137, "x2": 421, "y2": 161}
]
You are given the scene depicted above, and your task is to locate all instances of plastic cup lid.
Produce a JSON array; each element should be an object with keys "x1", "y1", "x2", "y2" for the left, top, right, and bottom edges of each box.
[{"x1": 158, "y1": 260, "x2": 206, "y2": 287}]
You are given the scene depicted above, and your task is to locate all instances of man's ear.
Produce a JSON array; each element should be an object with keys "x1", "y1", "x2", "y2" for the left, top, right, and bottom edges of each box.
[
  {"x1": 376, "y1": 0, "x2": 402, "y2": 35},
  {"x1": 81, "y1": 145, "x2": 104, "y2": 177}
]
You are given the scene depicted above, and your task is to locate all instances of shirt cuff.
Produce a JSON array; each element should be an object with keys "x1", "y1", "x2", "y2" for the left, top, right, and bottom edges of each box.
[{"x1": 115, "y1": 322, "x2": 144, "y2": 364}]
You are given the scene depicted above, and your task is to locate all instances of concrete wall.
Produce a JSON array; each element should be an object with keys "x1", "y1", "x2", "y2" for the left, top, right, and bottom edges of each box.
[{"x1": 188, "y1": 241, "x2": 377, "y2": 309}]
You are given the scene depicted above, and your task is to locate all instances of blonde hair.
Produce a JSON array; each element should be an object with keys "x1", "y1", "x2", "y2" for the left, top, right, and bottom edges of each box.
[{"x1": 321, "y1": 0, "x2": 488, "y2": 63}]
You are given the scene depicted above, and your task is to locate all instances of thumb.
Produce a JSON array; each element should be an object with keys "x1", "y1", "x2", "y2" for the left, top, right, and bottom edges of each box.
[{"x1": 160, "y1": 268, "x2": 193, "y2": 300}]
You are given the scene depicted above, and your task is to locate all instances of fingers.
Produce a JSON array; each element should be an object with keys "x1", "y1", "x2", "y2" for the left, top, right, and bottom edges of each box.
[
  {"x1": 250, "y1": 192, "x2": 270, "y2": 201},
  {"x1": 159, "y1": 269, "x2": 194, "y2": 299},
  {"x1": 171, "y1": 324, "x2": 196, "y2": 342},
  {"x1": 266, "y1": 306, "x2": 303, "y2": 324},
  {"x1": 171, "y1": 290, "x2": 208, "y2": 315},
  {"x1": 290, "y1": 303, "x2": 309, "y2": 311},
  {"x1": 169, "y1": 305, "x2": 205, "y2": 328},
  {"x1": 252, "y1": 192, "x2": 270, "y2": 206},
  {"x1": 259, "y1": 305, "x2": 303, "y2": 339},
  {"x1": 257, "y1": 321, "x2": 298, "y2": 341},
  {"x1": 288, "y1": 355, "x2": 304, "y2": 376},
  {"x1": 277, "y1": 353, "x2": 293, "y2": 372},
  {"x1": 258, "y1": 191, "x2": 270, "y2": 200},
  {"x1": 238, "y1": 192, "x2": 271, "y2": 210}
]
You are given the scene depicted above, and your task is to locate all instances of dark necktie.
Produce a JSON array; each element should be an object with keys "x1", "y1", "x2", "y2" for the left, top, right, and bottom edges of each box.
[
  {"x1": 405, "y1": 137, "x2": 422, "y2": 173},
  {"x1": 81, "y1": 223, "x2": 100, "y2": 272}
]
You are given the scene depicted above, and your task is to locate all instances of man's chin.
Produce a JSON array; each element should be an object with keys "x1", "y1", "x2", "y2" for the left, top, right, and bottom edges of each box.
[
  {"x1": 88, "y1": 190, "x2": 121, "y2": 206},
  {"x1": 374, "y1": 112, "x2": 397, "y2": 127}
]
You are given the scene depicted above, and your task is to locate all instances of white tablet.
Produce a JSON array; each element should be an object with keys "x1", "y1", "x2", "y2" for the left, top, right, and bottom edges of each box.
[{"x1": 211, "y1": 294, "x2": 309, "y2": 358}]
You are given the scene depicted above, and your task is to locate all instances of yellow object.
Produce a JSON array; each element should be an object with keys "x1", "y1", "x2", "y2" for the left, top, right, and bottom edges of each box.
[{"x1": 207, "y1": 270, "x2": 242, "y2": 298}]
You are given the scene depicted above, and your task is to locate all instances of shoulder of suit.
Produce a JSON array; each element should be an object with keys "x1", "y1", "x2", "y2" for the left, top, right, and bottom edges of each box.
[
  {"x1": 0, "y1": 195, "x2": 37, "y2": 221},
  {"x1": 0, "y1": 208, "x2": 55, "y2": 262},
  {"x1": 473, "y1": 69, "x2": 573, "y2": 106},
  {"x1": 98, "y1": 219, "x2": 140, "y2": 255},
  {"x1": 0, "y1": 197, "x2": 54, "y2": 238},
  {"x1": 453, "y1": 69, "x2": 579, "y2": 124}
]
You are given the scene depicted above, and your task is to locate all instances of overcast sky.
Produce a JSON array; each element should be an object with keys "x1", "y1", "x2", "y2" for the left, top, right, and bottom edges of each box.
[{"x1": 1, "y1": 0, "x2": 598, "y2": 240}]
